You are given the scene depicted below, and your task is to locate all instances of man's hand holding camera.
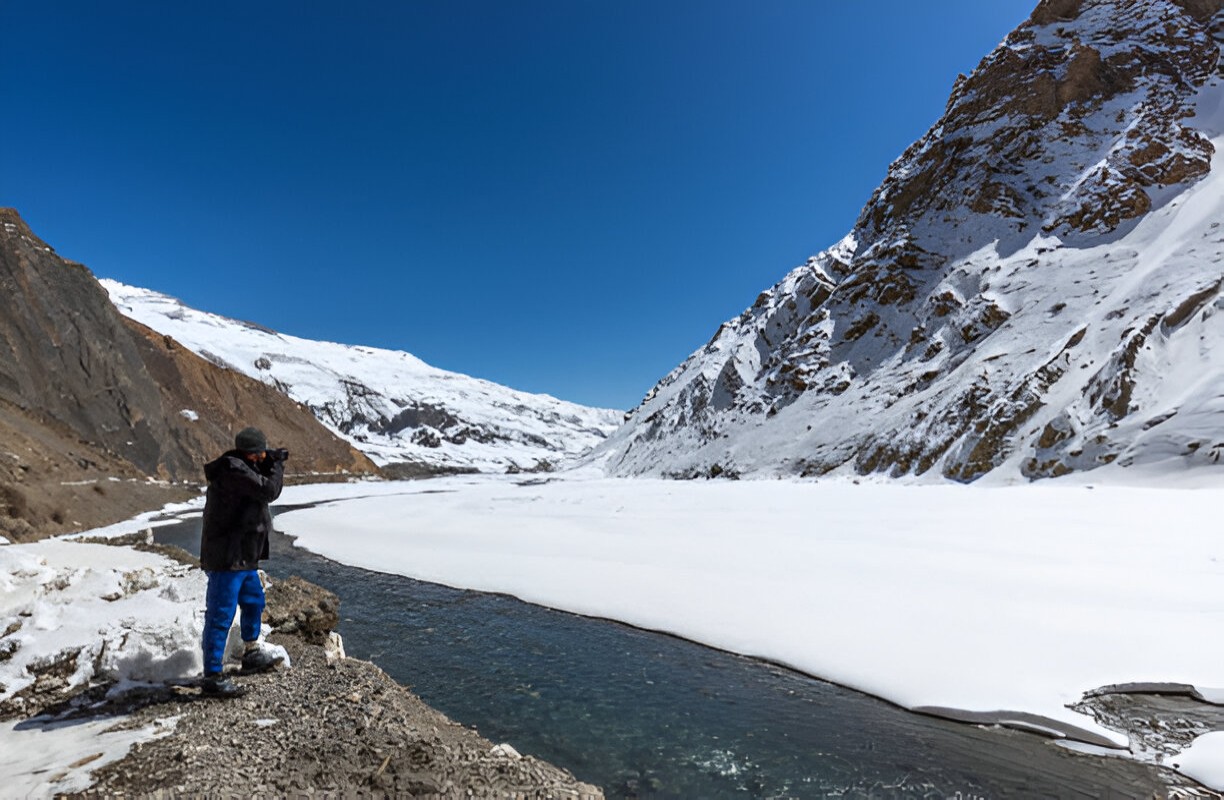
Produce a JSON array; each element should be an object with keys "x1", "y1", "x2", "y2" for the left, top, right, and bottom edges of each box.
[{"x1": 257, "y1": 447, "x2": 289, "y2": 475}]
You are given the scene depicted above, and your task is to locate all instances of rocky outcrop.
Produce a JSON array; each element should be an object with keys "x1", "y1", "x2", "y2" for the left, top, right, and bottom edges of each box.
[
  {"x1": 597, "y1": 0, "x2": 1224, "y2": 482},
  {"x1": 861, "y1": 0, "x2": 1221, "y2": 243},
  {"x1": 263, "y1": 574, "x2": 341, "y2": 644},
  {"x1": 0, "y1": 210, "x2": 176, "y2": 477}
]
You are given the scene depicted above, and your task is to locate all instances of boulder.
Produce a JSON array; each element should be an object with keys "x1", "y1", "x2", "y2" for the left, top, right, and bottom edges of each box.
[{"x1": 263, "y1": 575, "x2": 340, "y2": 644}]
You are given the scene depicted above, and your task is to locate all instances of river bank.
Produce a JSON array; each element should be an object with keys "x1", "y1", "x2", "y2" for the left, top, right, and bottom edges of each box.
[
  {"x1": 67, "y1": 633, "x2": 603, "y2": 798},
  {"x1": 0, "y1": 528, "x2": 602, "y2": 798}
]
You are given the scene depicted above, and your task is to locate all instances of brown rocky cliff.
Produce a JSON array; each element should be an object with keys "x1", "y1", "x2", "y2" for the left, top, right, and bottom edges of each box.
[
  {"x1": 0, "y1": 208, "x2": 174, "y2": 476},
  {"x1": 0, "y1": 208, "x2": 379, "y2": 541},
  {"x1": 861, "y1": 0, "x2": 1222, "y2": 244}
]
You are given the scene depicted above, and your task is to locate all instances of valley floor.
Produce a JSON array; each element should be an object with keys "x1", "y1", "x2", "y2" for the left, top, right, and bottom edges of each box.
[{"x1": 5, "y1": 471, "x2": 1224, "y2": 794}]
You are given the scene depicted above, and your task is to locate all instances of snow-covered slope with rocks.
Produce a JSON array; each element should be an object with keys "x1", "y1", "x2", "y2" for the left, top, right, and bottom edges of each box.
[
  {"x1": 102, "y1": 281, "x2": 622, "y2": 475},
  {"x1": 596, "y1": 0, "x2": 1224, "y2": 482}
]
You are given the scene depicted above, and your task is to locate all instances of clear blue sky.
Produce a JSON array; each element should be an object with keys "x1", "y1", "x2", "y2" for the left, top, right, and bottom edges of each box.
[{"x1": 1, "y1": 1, "x2": 1035, "y2": 410}]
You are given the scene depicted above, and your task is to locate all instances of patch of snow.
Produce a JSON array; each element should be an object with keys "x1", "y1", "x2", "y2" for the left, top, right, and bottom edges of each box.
[
  {"x1": 63, "y1": 499, "x2": 205, "y2": 542},
  {"x1": 1173, "y1": 731, "x2": 1224, "y2": 790},
  {"x1": 1195, "y1": 686, "x2": 1224, "y2": 704},
  {"x1": 0, "y1": 541, "x2": 206, "y2": 705},
  {"x1": 0, "y1": 715, "x2": 179, "y2": 796},
  {"x1": 0, "y1": 522, "x2": 282, "y2": 791}
]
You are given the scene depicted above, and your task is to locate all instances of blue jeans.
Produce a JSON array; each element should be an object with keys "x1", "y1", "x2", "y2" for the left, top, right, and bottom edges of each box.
[{"x1": 202, "y1": 570, "x2": 264, "y2": 675}]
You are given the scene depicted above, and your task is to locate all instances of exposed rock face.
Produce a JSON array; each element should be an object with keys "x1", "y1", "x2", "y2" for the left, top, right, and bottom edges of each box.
[
  {"x1": 597, "y1": 1, "x2": 1224, "y2": 482},
  {"x1": 0, "y1": 210, "x2": 175, "y2": 476},
  {"x1": 0, "y1": 209, "x2": 379, "y2": 541},
  {"x1": 863, "y1": 0, "x2": 1220, "y2": 244}
]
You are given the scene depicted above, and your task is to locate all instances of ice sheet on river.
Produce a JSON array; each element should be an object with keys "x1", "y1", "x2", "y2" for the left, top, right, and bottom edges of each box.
[{"x1": 275, "y1": 474, "x2": 1224, "y2": 788}]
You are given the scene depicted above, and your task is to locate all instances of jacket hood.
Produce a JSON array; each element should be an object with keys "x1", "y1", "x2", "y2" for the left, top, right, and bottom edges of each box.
[{"x1": 204, "y1": 450, "x2": 251, "y2": 482}]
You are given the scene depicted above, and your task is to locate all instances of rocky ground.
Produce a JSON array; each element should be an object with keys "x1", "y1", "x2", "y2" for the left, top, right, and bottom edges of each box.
[{"x1": 64, "y1": 636, "x2": 602, "y2": 799}]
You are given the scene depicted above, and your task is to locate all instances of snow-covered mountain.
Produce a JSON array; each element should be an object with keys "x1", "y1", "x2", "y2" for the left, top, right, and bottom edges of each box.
[
  {"x1": 102, "y1": 281, "x2": 622, "y2": 475},
  {"x1": 596, "y1": 0, "x2": 1224, "y2": 482}
]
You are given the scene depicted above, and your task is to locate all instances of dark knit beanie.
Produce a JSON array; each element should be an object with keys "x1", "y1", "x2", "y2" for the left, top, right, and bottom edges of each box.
[{"x1": 235, "y1": 427, "x2": 268, "y2": 453}]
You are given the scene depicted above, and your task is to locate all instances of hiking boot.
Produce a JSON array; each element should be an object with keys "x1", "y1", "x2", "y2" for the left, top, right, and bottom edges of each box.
[
  {"x1": 201, "y1": 674, "x2": 246, "y2": 698},
  {"x1": 240, "y1": 645, "x2": 285, "y2": 675}
]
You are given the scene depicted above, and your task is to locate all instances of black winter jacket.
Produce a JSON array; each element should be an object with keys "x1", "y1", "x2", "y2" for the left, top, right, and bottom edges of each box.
[{"x1": 200, "y1": 450, "x2": 285, "y2": 572}]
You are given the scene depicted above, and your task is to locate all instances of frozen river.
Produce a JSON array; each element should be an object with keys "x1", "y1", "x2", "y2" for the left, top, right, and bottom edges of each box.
[{"x1": 155, "y1": 509, "x2": 1179, "y2": 797}]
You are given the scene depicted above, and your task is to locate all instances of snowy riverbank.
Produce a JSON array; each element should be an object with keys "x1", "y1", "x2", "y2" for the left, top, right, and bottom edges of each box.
[
  {"x1": 1, "y1": 512, "x2": 207, "y2": 795},
  {"x1": 272, "y1": 472, "x2": 1224, "y2": 789},
  {"x1": 0, "y1": 509, "x2": 600, "y2": 797}
]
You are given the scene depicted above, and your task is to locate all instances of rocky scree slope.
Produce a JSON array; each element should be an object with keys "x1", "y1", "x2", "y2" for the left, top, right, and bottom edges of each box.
[
  {"x1": 596, "y1": 0, "x2": 1224, "y2": 482},
  {"x1": 103, "y1": 280, "x2": 623, "y2": 476},
  {"x1": 0, "y1": 210, "x2": 378, "y2": 542}
]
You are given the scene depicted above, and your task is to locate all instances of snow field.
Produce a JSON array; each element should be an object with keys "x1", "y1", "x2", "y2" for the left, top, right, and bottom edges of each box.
[{"x1": 99, "y1": 279, "x2": 623, "y2": 472}]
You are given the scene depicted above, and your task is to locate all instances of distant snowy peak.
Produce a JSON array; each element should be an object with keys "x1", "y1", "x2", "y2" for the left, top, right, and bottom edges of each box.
[
  {"x1": 599, "y1": 0, "x2": 1224, "y2": 482},
  {"x1": 101, "y1": 280, "x2": 622, "y2": 474}
]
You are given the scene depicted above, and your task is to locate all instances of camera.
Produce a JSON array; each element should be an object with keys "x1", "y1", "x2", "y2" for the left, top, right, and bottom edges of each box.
[{"x1": 266, "y1": 448, "x2": 289, "y2": 462}]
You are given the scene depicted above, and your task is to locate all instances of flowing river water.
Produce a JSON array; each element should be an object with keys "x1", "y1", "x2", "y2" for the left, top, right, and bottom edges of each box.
[{"x1": 153, "y1": 508, "x2": 1182, "y2": 798}]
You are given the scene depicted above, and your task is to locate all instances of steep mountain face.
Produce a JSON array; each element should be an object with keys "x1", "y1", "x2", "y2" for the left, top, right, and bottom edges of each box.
[
  {"x1": 597, "y1": 0, "x2": 1224, "y2": 481},
  {"x1": 102, "y1": 281, "x2": 623, "y2": 475},
  {"x1": 0, "y1": 210, "x2": 175, "y2": 476},
  {"x1": 0, "y1": 209, "x2": 378, "y2": 541}
]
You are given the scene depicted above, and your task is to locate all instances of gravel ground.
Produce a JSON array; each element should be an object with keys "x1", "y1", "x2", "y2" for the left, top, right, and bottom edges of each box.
[{"x1": 64, "y1": 635, "x2": 603, "y2": 798}]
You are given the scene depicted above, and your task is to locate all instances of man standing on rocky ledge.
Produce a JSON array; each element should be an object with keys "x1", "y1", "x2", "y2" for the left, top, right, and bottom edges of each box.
[{"x1": 199, "y1": 426, "x2": 289, "y2": 697}]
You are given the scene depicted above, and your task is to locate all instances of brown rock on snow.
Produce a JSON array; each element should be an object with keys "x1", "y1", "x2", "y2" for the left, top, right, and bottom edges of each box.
[{"x1": 603, "y1": 0, "x2": 1224, "y2": 484}]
